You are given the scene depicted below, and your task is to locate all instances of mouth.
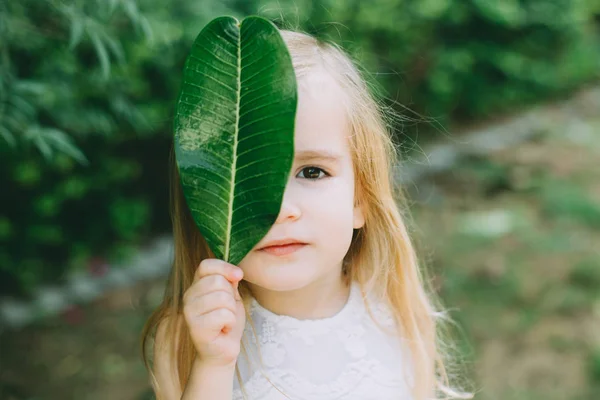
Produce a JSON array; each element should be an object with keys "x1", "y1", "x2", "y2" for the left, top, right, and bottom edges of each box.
[{"x1": 257, "y1": 240, "x2": 308, "y2": 256}]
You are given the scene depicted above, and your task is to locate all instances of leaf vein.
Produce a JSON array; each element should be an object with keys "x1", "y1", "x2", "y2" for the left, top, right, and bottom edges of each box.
[
  {"x1": 235, "y1": 170, "x2": 284, "y2": 187},
  {"x1": 238, "y1": 127, "x2": 285, "y2": 145},
  {"x1": 238, "y1": 110, "x2": 291, "y2": 132},
  {"x1": 192, "y1": 40, "x2": 237, "y2": 68},
  {"x1": 182, "y1": 81, "x2": 234, "y2": 104},
  {"x1": 188, "y1": 54, "x2": 237, "y2": 78},
  {"x1": 236, "y1": 140, "x2": 290, "y2": 159},
  {"x1": 239, "y1": 77, "x2": 285, "y2": 101},
  {"x1": 178, "y1": 100, "x2": 235, "y2": 124},
  {"x1": 231, "y1": 211, "x2": 276, "y2": 232},
  {"x1": 239, "y1": 98, "x2": 284, "y2": 120},
  {"x1": 236, "y1": 155, "x2": 282, "y2": 174}
]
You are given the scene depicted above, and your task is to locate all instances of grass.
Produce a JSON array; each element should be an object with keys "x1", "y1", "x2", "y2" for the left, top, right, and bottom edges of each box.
[{"x1": 410, "y1": 109, "x2": 600, "y2": 399}]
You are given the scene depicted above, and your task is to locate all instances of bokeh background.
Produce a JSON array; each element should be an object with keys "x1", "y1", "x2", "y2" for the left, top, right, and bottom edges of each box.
[{"x1": 1, "y1": 1, "x2": 599, "y2": 399}]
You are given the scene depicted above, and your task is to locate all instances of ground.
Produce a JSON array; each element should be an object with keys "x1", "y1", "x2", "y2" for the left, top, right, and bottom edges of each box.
[{"x1": 409, "y1": 89, "x2": 600, "y2": 400}]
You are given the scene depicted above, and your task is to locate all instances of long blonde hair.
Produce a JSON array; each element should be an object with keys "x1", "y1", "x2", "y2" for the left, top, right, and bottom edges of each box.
[{"x1": 141, "y1": 28, "x2": 472, "y2": 400}]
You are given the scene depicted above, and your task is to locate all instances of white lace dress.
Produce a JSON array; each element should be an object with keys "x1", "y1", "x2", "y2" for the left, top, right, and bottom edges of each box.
[{"x1": 233, "y1": 282, "x2": 414, "y2": 399}]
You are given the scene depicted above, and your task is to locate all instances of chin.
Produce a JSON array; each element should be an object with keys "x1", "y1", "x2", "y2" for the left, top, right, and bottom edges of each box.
[
  {"x1": 240, "y1": 255, "x2": 320, "y2": 293},
  {"x1": 244, "y1": 268, "x2": 319, "y2": 293}
]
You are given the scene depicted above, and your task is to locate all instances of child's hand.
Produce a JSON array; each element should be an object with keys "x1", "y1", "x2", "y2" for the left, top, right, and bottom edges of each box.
[{"x1": 182, "y1": 259, "x2": 246, "y2": 368}]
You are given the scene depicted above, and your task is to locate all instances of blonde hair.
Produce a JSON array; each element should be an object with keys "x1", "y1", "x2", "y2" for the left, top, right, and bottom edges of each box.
[{"x1": 141, "y1": 28, "x2": 472, "y2": 400}]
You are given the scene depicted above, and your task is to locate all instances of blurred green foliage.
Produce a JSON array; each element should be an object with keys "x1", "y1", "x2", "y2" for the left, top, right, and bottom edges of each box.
[
  {"x1": 0, "y1": 0, "x2": 235, "y2": 295},
  {"x1": 1, "y1": 0, "x2": 599, "y2": 296},
  {"x1": 258, "y1": 0, "x2": 600, "y2": 122}
]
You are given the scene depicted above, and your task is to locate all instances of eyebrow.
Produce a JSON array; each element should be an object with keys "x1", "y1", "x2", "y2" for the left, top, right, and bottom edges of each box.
[{"x1": 294, "y1": 149, "x2": 344, "y2": 164}]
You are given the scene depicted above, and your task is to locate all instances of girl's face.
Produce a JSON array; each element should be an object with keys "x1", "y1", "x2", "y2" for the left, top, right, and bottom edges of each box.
[{"x1": 238, "y1": 67, "x2": 365, "y2": 292}]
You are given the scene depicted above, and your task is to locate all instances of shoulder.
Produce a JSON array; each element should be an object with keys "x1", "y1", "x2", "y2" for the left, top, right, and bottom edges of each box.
[{"x1": 152, "y1": 313, "x2": 184, "y2": 400}]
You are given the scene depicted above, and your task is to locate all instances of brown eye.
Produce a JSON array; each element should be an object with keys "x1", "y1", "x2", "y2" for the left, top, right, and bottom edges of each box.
[{"x1": 298, "y1": 167, "x2": 326, "y2": 180}]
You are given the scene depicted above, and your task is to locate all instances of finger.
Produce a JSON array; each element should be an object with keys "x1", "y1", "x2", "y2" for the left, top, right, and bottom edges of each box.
[
  {"x1": 185, "y1": 271, "x2": 243, "y2": 307},
  {"x1": 199, "y1": 308, "x2": 236, "y2": 338},
  {"x1": 232, "y1": 279, "x2": 241, "y2": 301},
  {"x1": 189, "y1": 290, "x2": 237, "y2": 317},
  {"x1": 195, "y1": 274, "x2": 235, "y2": 297},
  {"x1": 194, "y1": 259, "x2": 243, "y2": 283},
  {"x1": 183, "y1": 276, "x2": 231, "y2": 308}
]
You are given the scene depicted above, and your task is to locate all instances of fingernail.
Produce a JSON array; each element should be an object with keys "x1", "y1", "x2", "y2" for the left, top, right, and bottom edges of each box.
[{"x1": 233, "y1": 268, "x2": 243, "y2": 279}]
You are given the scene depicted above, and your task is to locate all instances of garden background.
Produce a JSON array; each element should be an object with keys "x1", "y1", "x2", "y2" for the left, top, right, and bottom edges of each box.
[{"x1": 1, "y1": 1, "x2": 599, "y2": 399}]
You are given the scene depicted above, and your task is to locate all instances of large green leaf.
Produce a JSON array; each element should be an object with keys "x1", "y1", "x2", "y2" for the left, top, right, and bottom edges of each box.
[{"x1": 174, "y1": 16, "x2": 297, "y2": 265}]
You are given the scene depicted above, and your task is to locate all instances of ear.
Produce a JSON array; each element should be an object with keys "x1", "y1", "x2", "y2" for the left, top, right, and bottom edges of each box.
[{"x1": 353, "y1": 199, "x2": 365, "y2": 229}]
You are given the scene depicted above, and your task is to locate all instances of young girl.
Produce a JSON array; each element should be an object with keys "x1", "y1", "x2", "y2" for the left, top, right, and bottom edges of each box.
[{"x1": 142, "y1": 29, "x2": 472, "y2": 400}]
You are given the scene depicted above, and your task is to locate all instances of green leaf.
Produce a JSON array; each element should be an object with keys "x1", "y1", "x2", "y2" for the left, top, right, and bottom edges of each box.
[
  {"x1": 100, "y1": 31, "x2": 125, "y2": 63},
  {"x1": 26, "y1": 126, "x2": 53, "y2": 161},
  {"x1": 0, "y1": 125, "x2": 16, "y2": 147},
  {"x1": 68, "y1": 14, "x2": 86, "y2": 49},
  {"x1": 138, "y1": 15, "x2": 153, "y2": 43},
  {"x1": 471, "y1": 0, "x2": 525, "y2": 27},
  {"x1": 108, "y1": 0, "x2": 119, "y2": 14},
  {"x1": 174, "y1": 16, "x2": 297, "y2": 265},
  {"x1": 25, "y1": 126, "x2": 89, "y2": 165},
  {"x1": 122, "y1": 0, "x2": 141, "y2": 25},
  {"x1": 90, "y1": 31, "x2": 110, "y2": 80}
]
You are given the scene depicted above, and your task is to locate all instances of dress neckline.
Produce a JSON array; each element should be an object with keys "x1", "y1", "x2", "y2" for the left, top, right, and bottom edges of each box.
[{"x1": 248, "y1": 281, "x2": 362, "y2": 329}]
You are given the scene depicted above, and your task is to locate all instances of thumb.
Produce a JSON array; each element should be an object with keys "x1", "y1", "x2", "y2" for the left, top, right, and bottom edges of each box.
[{"x1": 232, "y1": 279, "x2": 242, "y2": 301}]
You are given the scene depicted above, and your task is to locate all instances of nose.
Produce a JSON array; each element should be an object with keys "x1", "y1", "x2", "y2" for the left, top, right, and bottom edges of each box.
[{"x1": 274, "y1": 184, "x2": 301, "y2": 224}]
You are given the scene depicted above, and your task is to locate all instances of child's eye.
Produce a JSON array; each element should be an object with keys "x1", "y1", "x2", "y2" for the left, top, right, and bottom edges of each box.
[{"x1": 296, "y1": 166, "x2": 328, "y2": 180}]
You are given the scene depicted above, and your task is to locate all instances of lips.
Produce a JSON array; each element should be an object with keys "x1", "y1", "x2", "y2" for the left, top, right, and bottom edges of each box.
[
  {"x1": 259, "y1": 243, "x2": 307, "y2": 256},
  {"x1": 258, "y1": 238, "x2": 307, "y2": 250},
  {"x1": 257, "y1": 238, "x2": 308, "y2": 256}
]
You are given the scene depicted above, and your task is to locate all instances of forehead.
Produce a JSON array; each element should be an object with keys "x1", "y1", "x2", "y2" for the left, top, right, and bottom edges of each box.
[{"x1": 294, "y1": 68, "x2": 350, "y2": 158}]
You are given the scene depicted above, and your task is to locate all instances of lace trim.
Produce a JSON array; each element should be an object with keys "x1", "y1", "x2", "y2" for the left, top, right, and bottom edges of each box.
[
  {"x1": 248, "y1": 282, "x2": 362, "y2": 330},
  {"x1": 233, "y1": 358, "x2": 407, "y2": 400},
  {"x1": 233, "y1": 282, "x2": 413, "y2": 399}
]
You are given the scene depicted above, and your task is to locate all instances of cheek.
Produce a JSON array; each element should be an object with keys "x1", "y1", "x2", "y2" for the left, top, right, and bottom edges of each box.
[{"x1": 307, "y1": 179, "x2": 356, "y2": 229}]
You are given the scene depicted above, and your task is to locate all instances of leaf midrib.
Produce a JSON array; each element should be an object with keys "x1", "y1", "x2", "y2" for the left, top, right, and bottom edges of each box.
[{"x1": 223, "y1": 21, "x2": 242, "y2": 262}]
